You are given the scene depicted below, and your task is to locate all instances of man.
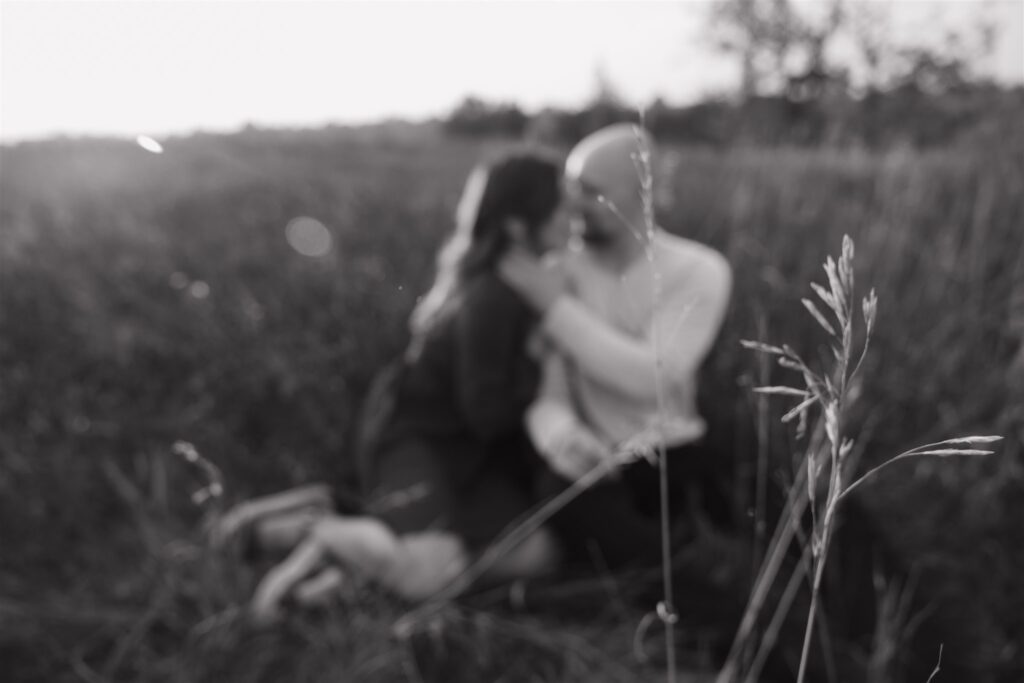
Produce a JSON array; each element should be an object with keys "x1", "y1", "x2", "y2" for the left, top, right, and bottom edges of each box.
[
  {"x1": 501, "y1": 125, "x2": 955, "y2": 682},
  {"x1": 499, "y1": 126, "x2": 834, "y2": 682},
  {"x1": 499, "y1": 122, "x2": 735, "y2": 573}
]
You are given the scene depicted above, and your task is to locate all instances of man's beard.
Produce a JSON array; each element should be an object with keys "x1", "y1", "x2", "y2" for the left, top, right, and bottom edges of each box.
[{"x1": 576, "y1": 217, "x2": 615, "y2": 248}]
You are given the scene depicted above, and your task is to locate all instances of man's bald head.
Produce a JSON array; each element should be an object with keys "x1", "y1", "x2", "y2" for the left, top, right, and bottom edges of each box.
[{"x1": 565, "y1": 123, "x2": 654, "y2": 216}]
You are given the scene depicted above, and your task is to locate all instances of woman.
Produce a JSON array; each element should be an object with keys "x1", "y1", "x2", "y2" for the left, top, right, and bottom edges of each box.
[{"x1": 239, "y1": 151, "x2": 567, "y2": 621}]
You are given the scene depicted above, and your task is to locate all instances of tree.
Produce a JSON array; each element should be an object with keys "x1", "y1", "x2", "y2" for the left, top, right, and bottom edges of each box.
[
  {"x1": 709, "y1": 0, "x2": 846, "y2": 99},
  {"x1": 442, "y1": 97, "x2": 527, "y2": 138}
]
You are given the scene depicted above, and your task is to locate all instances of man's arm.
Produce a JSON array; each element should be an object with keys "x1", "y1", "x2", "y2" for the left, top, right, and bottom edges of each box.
[
  {"x1": 526, "y1": 353, "x2": 613, "y2": 481},
  {"x1": 542, "y1": 253, "x2": 732, "y2": 402}
]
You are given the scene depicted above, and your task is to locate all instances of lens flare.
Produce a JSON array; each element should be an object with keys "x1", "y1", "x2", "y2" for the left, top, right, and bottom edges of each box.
[
  {"x1": 136, "y1": 135, "x2": 164, "y2": 154},
  {"x1": 285, "y1": 216, "x2": 332, "y2": 257}
]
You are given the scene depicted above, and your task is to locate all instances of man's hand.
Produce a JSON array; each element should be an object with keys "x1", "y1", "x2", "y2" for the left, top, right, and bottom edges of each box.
[
  {"x1": 498, "y1": 246, "x2": 564, "y2": 313},
  {"x1": 545, "y1": 426, "x2": 614, "y2": 481}
]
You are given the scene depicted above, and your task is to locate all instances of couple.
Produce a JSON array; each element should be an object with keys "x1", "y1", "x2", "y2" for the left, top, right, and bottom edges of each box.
[{"x1": 226, "y1": 123, "x2": 735, "y2": 624}]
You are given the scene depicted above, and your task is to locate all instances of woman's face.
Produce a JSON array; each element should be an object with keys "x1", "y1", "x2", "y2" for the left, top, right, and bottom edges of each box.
[{"x1": 529, "y1": 199, "x2": 571, "y2": 254}]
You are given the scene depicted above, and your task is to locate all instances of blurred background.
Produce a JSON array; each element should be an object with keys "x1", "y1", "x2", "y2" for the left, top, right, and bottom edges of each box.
[{"x1": 2, "y1": 1, "x2": 1023, "y2": 682}]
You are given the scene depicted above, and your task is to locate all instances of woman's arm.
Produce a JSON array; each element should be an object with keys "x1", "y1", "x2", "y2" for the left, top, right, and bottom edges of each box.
[
  {"x1": 526, "y1": 353, "x2": 613, "y2": 480},
  {"x1": 454, "y1": 277, "x2": 537, "y2": 440}
]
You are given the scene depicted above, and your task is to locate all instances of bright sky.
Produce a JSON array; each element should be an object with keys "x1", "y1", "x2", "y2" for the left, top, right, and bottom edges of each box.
[{"x1": 1, "y1": 0, "x2": 1021, "y2": 142}]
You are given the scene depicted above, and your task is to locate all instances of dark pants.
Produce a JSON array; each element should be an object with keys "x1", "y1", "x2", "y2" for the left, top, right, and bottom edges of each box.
[
  {"x1": 536, "y1": 442, "x2": 828, "y2": 681},
  {"x1": 538, "y1": 440, "x2": 736, "y2": 571}
]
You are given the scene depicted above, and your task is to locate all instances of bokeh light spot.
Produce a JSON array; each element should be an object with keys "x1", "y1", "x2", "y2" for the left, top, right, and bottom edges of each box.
[
  {"x1": 136, "y1": 135, "x2": 164, "y2": 154},
  {"x1": 285, "y1": 216, "x2": 332, "y2": 257},
  {"x1": 242, "y1": 297, "x2": 264, "y2": 322},
  {"x1": 189, "y1": 281, "x2": 210, "y2": 299},
  {"x1": 169, "y1": 271, "x2": 189, "y2": 289}
]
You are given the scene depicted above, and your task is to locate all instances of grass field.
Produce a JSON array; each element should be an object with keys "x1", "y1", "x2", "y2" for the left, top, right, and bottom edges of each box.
[{"x1": 1, "y1": 124, "x2": 1022, "y2": 682}]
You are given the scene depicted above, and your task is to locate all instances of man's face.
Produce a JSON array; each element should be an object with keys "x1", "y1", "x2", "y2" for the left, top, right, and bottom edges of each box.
[{"x1": 565, "y1": 177, "x2": 621, "y2": 249}]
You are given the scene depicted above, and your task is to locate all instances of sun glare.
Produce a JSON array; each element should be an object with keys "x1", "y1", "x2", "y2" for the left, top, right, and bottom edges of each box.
[{"x1": 136, "y1": 135, "x2": 164, "y2": 154}]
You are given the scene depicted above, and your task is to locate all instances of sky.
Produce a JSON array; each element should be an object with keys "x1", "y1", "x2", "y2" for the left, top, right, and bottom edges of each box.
[{"x1": 1, "y1": 0, "x2": 1022, "y2": 142}]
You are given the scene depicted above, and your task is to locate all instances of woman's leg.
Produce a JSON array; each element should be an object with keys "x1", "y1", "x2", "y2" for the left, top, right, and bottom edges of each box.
[
  {"x1": 251, "y1": 434, "x2": 559, "y2": 614},
  {"x1": 250, "y1": 533, "x2": 330, "y2": 624},
  {"x1": 292, "y1": 566, "x2": 347, "y2": 608},
  {"x1": 210, "y1": 483, "x2": 333, "y2": 552},
  {"x1": 249, "y1": 514, "x2": 472, "y2": 621},
  {"x1": 478, "y1": 525, "x2": 563, "y2": 584},
  {"x1": 250, "y1": 507, "x2": 330, "y2": 555},
  {"x1": 383, "y1": 531, "x2": 469, "y2": 600}
]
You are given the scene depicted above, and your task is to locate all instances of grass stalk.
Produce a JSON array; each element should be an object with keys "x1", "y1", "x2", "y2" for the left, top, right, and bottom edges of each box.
[
  {"x1": 635, "y1": 120, "x2": 681, "y2": 683},
  {"x1": 735, "y1": 235, "x2": 1000, "y2": 683}
]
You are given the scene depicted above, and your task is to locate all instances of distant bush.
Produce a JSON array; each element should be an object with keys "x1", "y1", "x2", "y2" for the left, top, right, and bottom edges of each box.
[
  {"x1": 443, "y1": 97, "x2": 528, "y2": 138},
  {"x1": 444, "y1": 85, "x2": 1024, "y2": 150}
]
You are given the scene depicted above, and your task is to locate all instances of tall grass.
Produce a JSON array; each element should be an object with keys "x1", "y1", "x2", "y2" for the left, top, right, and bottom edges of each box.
[
  {"x1": 1, "y1": 128, "x2": 1021, "y2": 681},
  {"x1": 720, "y1": 236, "x2": 1000, "y2": 683},
  {"x1": 670, "y1": 144, "x2": 1023, "y2": 680}
]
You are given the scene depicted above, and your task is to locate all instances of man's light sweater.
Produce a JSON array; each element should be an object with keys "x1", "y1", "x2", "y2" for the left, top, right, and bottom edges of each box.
[{"x1": 527, "y1": 231, "x2": 732, "y2": 458}]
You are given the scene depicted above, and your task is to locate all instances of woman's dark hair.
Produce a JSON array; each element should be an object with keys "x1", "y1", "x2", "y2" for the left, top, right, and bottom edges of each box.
[{"x1": 410, "y1": 151, "x2": 561, "y2": 336}]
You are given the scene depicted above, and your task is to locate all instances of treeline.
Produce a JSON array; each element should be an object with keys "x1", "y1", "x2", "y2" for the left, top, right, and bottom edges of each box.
[{"x1": 443, "y1": 80, "x2": 1024, "y2": 149}]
